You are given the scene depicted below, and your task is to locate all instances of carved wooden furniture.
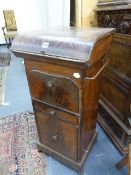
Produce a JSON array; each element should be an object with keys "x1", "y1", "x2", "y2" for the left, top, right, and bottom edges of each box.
[
  {"x1": 96, "y1": 2, "x2": 131, "y2": 154},
  {"x1": 11, "y1": 27, "x2": 114, "y2": 174}
]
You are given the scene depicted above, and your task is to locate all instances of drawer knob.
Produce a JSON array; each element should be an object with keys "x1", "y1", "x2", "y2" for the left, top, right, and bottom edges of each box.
[
  {"x1": 47, "y1": 81, "x2": 53, "y2": 88},
  {"x1": 52, "y1": 135, "x2": 58, "y2": 141},
  {"x1": 49, "y1": 111, "x2": 56, "y2": 116}
]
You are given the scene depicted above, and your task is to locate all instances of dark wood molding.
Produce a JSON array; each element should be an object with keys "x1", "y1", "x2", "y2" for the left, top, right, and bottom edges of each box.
[{"x1": 97, "y1": 5, "x2": 131, "y2": 35}]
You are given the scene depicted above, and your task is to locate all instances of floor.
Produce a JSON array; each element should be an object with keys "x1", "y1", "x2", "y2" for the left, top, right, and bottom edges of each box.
[{"x1": 0, "y1": 45, "x2": 128, "y2": 175}]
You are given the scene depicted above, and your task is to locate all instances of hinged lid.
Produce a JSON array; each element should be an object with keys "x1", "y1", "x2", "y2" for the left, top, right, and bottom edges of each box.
[{"x1": 11, "y1": 27, "x2": 114, "y2": 63}]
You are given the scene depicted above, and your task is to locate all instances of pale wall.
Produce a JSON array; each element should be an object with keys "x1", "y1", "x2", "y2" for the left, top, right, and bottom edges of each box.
[
  {"x1": 0, "y1": 0, "x2": 70, "y2": 44},
  {"x1": 76, "y1": 0, "x2": 98, "y2": 27}
]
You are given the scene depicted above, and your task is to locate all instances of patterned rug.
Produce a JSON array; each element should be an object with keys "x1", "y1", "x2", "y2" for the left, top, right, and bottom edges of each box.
[
  {"x1": 0, "y1": 112, "x2": 46, "y2": 175},
  {"x1": 0, "y1": 67, "x2": 8, "y2": 105}
]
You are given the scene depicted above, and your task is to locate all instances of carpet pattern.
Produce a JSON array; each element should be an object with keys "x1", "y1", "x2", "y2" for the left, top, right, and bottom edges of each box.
[
  {"x1": 0, "y1": 67, "x2": 8, "y2": 105},
  {"x1": 0, "y1": 112, "x2": 46, "y2": 175}
]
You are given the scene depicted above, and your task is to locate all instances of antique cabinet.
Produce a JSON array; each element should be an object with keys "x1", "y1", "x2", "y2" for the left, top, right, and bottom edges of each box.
[
  {"x1": 11, "y1": 27, "x2": 114, "y2": 174},
  {"x1": 96, "y1": 2, "x2": 131, "y2": 154}
]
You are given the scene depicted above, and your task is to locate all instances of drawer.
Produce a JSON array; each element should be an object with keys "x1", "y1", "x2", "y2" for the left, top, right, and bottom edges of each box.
[
  {"x1": 32, "y1": 100, "x2": 79, "y2": 125},
  {"x1": 33, "y1": 101, "x2": 79, "y2": 161},
  {"x1": 28, "y1": 70, "x2": 79, "y2": 113}
]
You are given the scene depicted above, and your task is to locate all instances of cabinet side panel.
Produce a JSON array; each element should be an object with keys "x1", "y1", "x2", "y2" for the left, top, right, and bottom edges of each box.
[{"x1": 80, "y1": 62, "x2": 102, "y2": 159}]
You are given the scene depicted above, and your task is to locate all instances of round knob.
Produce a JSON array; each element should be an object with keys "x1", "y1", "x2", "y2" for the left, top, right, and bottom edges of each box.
[{"x1": 119, "y1": 21, "x2": 130, "y2": 34}]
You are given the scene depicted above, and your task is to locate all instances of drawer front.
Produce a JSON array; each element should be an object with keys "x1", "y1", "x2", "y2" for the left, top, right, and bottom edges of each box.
[
  {"x1": 33, "y1": 101, "x2": 78, "y2": 161},
  {"x1": 28, "y1": 70, "x2": 79, "y2": 113},
  {"x1": 32, "y1": 100, "x2": 79, "y2": 125}
]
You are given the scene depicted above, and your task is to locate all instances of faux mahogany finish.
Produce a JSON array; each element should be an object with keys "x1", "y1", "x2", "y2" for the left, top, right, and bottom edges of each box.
[
  {"x1": 33, "y1": 100, "x2": 78, "y2": 161},
  {"x1": 97, "y1": 4, "x2": 131, "y2": 154},
  {"x1": 28, "y1": 70, "x2": 79, "y2": 113},
  {"x1": 11, "y1": 28, "x2": 114, "y2": 174}
]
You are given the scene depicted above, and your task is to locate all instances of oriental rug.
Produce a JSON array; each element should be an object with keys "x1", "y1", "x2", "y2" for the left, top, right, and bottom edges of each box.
[
  {"x1": 0, "y1": 67, "x2": 8, "y2": 105},
  {"x1": 0, "y1": 112, "x2": 46, "y2": 175}
]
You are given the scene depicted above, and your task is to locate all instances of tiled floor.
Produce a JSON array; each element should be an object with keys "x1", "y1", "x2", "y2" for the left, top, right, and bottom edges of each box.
[{"x1": 0, "y1": 46, "x2": 128, "y2": 175}]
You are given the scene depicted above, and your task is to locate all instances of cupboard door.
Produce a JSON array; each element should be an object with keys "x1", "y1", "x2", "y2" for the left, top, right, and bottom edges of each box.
[
  {"x1": 34, "y1": 102, "x2": 78, "y2": 161},
  {"x1": 28, "y1": 70, "x2": 79, "y2": 113}
]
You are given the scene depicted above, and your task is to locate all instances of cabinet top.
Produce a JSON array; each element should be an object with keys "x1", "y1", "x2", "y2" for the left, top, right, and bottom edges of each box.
[{"x1": 11, "y1": 27, "x2": 114, "y2": 63}]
